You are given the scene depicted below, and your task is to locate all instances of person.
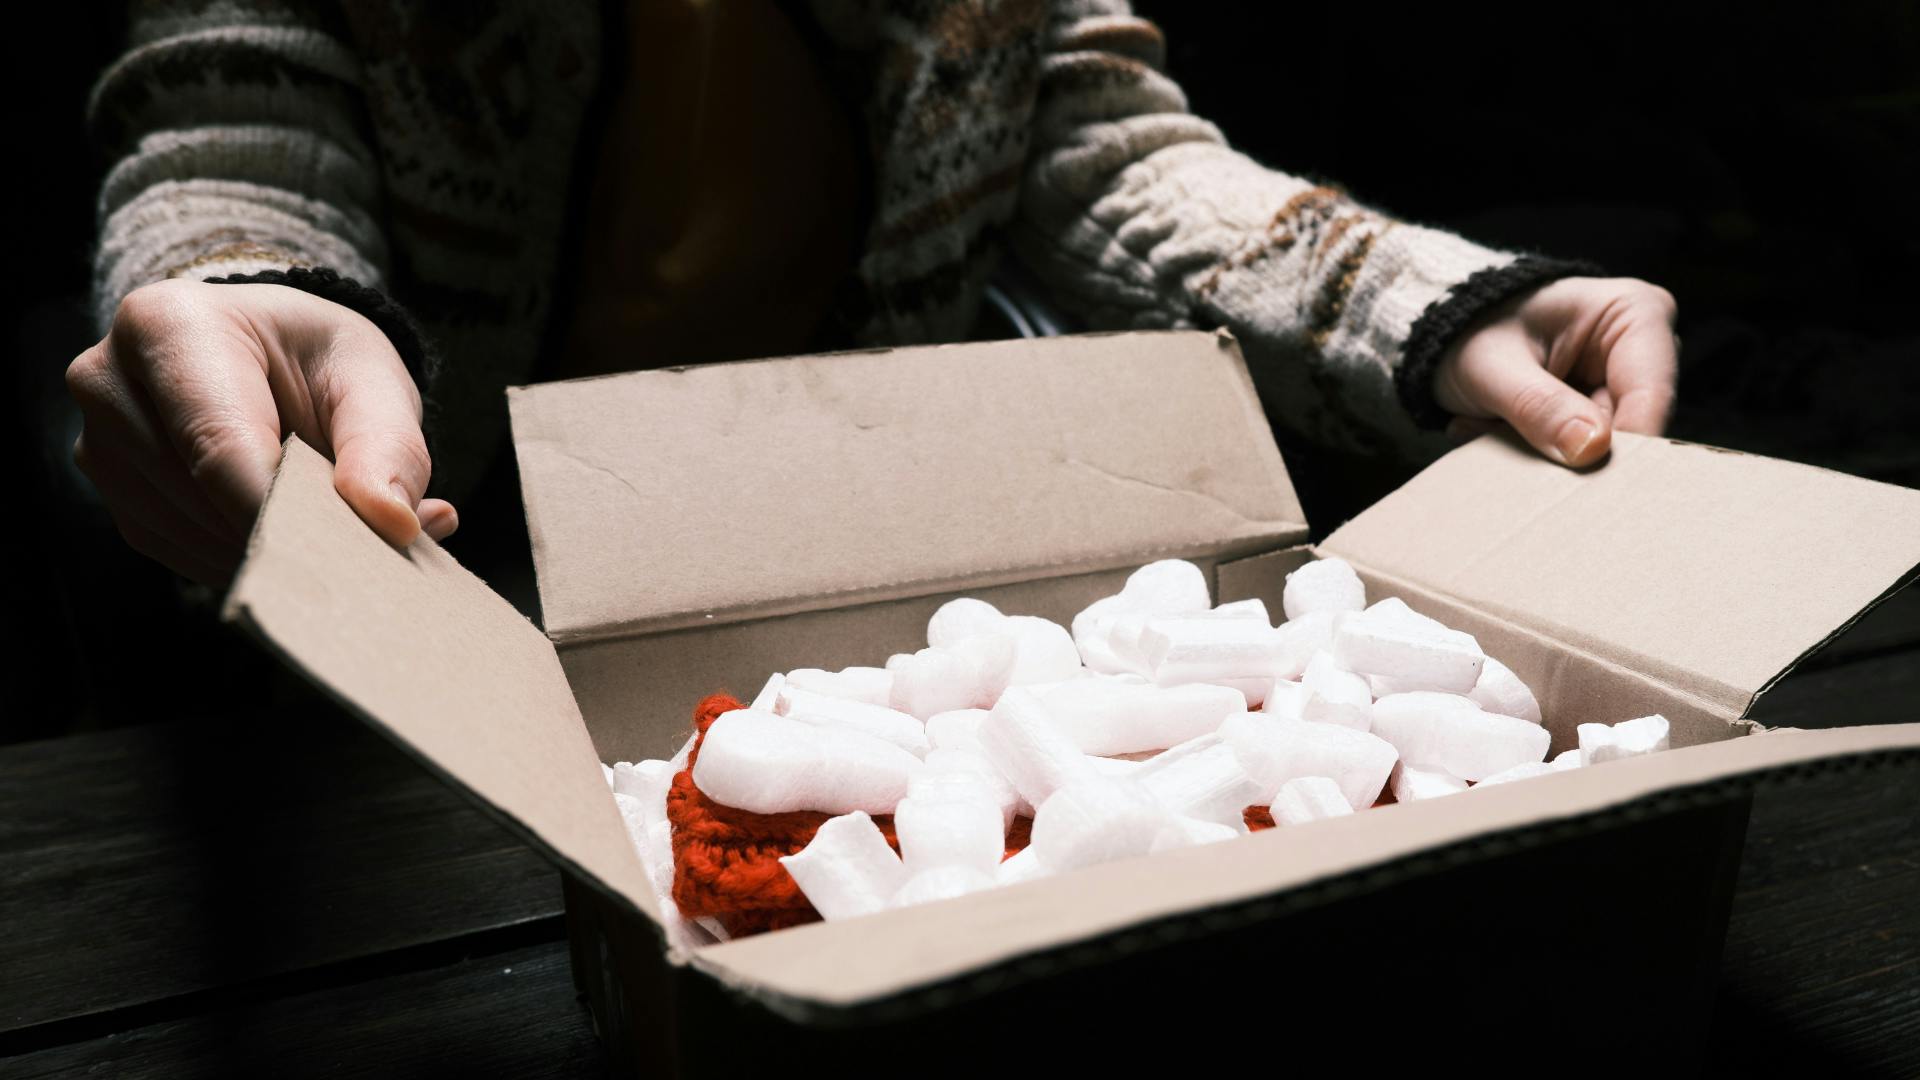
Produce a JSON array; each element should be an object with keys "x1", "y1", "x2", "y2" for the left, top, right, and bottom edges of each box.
[{"x1": 69, "y1": 0, "x2": 1678, "y2": 587}]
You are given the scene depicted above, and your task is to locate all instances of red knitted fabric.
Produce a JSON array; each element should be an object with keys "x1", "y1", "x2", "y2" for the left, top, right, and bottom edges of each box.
[
  {"x1": 668, "y1": 692, "x2": 1288, "y2": 938},
  {"x1": 667, "y1": 693, "x2": 1036, "y2": 938}
]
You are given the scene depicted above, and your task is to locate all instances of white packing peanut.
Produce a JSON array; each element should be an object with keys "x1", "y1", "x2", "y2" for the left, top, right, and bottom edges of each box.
[
  {"x1": 1140, "y1": 616, "x2": 1287, "y2": 690},
  {"x1": 1468, "y1": 656, "x2": 1543, "y2": 725},
  {"x1": 891, "y1": 865, "x2": 996, "y2": 909},
  {"x1": 692, "y1": 708, "x2": 922, "y2": 815},
  {"x1": 912, "y1": 748, "x2": 1019, "y2": 830},
  {"x1": 1263, "y1": 680, "x2": 1308, "y2": 721},
  {"x1": 1333, "y1": 612, "x2": 1485, "y2": 693},
  {"x1": 1118, "y1": 559, "x2": 1213, "y2": 616},
  {"x1": 1001, "y1": 615, "x2": 1085, "y2": 686},
  {"x1": 1206, "y1": 598, "x2": 1271, "y2": 621},
  {"x1": 1390, "y1": 761, "x2": 1469, "y2": 802},
  {"x1": 979, "y1": 688, "x2": 1095, "y2": 807},
  {"x1": 928, "y1": 598, "x2": 1008, "y2": 649},
  {"x1": 888, "y1": 633, "x2": 1016, "y2": 719},
  {"x1": 1218, "y1": 711, "x2": 1398, "y2": 811},
  {"x1": 1363, "y1": 597, "x2": 1448, "y2": 633},
  {"x1": 1071, "y1": 594, "x2": 1134, "y2": 675},
  {"x1": 1282, "y1": 556, "x2": 1367, "y2": 621},
  {"x1": 779, "y1": 811, "x2": 910, "y2": 921},
  {"x1": 777, "y1": 687, "x2": 931, "y2": 757},
  {"x1": 1030, "y1": 676, "x2": 1246, "y2": 756},
  {"x1": 1369, "y1": 693, "x2": 1549, "y2": 782},
  {"x1": 1029, "y1": 776, "x2": 1173, "y2": 872},
  {"x1": 1135, "y1": 738, "x2": 1263, "y2": 828},
  {"x1": 1150, "y1": 816, "x2": 1242, "y2": 852},
  {"x1": 782, "y1": 666, "x2": 894, "y2": 708},
  {"x1": 1300, "y1": 651, "x2": 1373, "y2": 731},
  {"x1": 1270, "y1": 776, "x2": 1354, "y2": 825},
  {"x1": 893, "y1": 796, "x2": 1006, "y2": 877},
  {"x1": 1578, "y1": 714, "x2": 1671, "y2": 764},
  {"x1": 1273, "y1": 611, "x2": 1337, "y2": 681},
  {"x1": 925, "y1": 708, "x2": 989, "y2": 754},
  {"x1": 995, "y1": 847, "x2": 1051, "y2": 887}
]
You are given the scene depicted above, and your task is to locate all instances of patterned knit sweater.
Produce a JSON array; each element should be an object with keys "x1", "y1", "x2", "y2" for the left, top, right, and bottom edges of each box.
[{"x1": 87, "y1": 0, "x2": 1601, "y2": 502}]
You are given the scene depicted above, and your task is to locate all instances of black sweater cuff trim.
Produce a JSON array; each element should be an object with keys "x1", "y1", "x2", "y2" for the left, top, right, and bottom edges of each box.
[
  {"x1": 1396, "y1": 255, "x2": 1610, "y2": 431},
  {"x1": 202, "y1": 266, "x2": 439, "y2": 393}
]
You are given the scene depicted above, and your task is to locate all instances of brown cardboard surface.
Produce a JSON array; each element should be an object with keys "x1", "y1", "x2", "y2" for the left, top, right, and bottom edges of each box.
[
  {"x1": 224, "y1": 438, "x2": 656, "y2": 921},
  {"x1": 566, "y1": 563, "x2": 1155, "y2": 763},
  {"x1": 508, "y1": 330, "x2": 1306, "y2": 644},
  {"x1": 690, "y1": 719, "x2": 1920, "y2": 1010},
  {"x1": 1322, "y1": 430, "x2": 1920, "y2": 716}
]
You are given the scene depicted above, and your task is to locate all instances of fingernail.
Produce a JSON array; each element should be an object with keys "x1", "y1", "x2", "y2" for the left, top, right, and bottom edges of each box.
[
  {"x1": 1555, "y1": 419, "x2": 1599, "y2": 466},
  {"x1": 389, "y1": 481, "x2": 415, "y2": 509},
  {"x1": 426, "y1": 506, "x2": 459, "y2": 540}
]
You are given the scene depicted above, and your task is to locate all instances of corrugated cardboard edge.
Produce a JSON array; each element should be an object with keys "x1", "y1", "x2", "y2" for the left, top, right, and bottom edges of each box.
[
  {"x1": 222, "y1": 438, "x2": 664, "y2": 937},
  {"x1": 1747, "y1": 563, "x2": 1920, "y2": 719},
  {"x1": 687, "y1": 723, "x2": 1920, "y2": 1024}
]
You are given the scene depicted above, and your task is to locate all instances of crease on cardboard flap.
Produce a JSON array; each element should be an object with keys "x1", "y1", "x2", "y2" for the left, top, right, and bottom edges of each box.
[
  {"x1": 224, "y1": 437, "x2": 660, "y2": 928},
  {"x1": 1322, "y1": 430, "x2": 1920, "y2": 717},
  {"x1": 508, "y1": 331, "x2": 1308, "y2": 645}
]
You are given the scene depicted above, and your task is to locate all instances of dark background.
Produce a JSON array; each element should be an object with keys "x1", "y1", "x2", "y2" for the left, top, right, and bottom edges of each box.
[
  {"x1": 6, "y1": 5, "x2": 1917, "y2": 735},
  {"x1": 1, "y1": 5, "x2": 1916, "y2": 1077}
]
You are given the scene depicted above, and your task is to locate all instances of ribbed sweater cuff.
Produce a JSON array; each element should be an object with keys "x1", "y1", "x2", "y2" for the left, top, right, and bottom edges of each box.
[
  {"x1": 201, "y1": 266, "x2": 439, "y2": 394},
  {"x1": 1396, "y1": 255, "x2": 1610, "y2": 431}
]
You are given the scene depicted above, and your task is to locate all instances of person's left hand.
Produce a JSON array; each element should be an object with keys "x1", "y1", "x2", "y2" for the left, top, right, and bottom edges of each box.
[{"x1": 1431, "y1": 276, "x2": 1679, "y2": 467}]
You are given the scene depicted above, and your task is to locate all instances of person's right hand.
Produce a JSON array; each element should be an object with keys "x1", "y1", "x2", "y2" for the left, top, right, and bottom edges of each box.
[{"x1": 66, "y1": 277, "x2": 457, "y2": 587}]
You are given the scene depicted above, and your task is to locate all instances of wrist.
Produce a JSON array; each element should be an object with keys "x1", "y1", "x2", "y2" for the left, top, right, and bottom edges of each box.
[
  {"x1": 1396, "y1": 254, "x2": 1608, "y2": 430},
  {"x1": 202, "y1": 266, "x2": 439, "y2": 394}
]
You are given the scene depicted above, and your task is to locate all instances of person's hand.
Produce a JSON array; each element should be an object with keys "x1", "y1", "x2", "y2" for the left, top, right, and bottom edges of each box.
[
  {"x1": 66, "y1": 277, "x2": 457, "y2": 586},
  {"x1": 1432, "y1": 276, "x2": 1679, "y2": 467}
]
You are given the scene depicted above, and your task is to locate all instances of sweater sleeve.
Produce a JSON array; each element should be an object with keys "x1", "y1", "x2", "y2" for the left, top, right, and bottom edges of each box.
[
  {"x1": 85, "y1": 0, "x2": 392, "y2": 340},
  {"x1": 1010, "y1": 0, "x2": 1606, "y2": 464}
]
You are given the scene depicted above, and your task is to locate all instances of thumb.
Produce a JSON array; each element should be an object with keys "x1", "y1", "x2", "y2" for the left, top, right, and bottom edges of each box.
[
  {"x1": 322, "y1": 350, "x2": 434, "y2": 548},
  {"x1": 1455, "y1": 343, "x2": 1613, "y2": 468}
]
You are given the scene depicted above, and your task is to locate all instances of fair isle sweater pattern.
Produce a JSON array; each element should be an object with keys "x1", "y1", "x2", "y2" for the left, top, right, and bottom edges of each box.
[{"x1": 87, "y1": 0, "x2": 1601, "y2": 501}]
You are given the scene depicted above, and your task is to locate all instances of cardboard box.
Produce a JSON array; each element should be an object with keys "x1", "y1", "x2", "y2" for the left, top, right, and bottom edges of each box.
[{"x1": 226, "y1": 331, "x2": 1920, "y2": 1075}]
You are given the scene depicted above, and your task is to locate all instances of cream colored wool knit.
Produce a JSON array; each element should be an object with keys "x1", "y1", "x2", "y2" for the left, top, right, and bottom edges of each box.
[{"x1": 87, "y1": 0, "x2": 1602, "y2": 500}]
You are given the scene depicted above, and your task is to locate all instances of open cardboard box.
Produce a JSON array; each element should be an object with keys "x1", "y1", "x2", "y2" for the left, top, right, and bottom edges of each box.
[{"x1": 226, "y1": 331, "x2": 1920, "y2": 1075}]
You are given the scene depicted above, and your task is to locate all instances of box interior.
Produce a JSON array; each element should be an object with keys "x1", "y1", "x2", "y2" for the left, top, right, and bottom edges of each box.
[{"x1": 223, "y1": 331, "x2": 1920, "y2": 1022}]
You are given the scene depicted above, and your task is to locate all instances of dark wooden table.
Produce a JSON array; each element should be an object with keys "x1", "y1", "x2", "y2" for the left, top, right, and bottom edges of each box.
[{"x1": 4, "y1": 591, "x2": 1916, "y2": 1078}]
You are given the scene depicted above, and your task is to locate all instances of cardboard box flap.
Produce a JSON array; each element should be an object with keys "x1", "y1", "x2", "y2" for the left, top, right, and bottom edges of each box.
[
  {"x1": 1322, "y1": 431, "x2": 1920, "y2": 716},
  {"x1": 509, "y1": 330, "x2": 1307, "y2": 643},
  {"x1": 692, "y1": 720, "x2": 1920, "y2": 1013},
  {"x1": 224, "y1": 438, "x2": 657, "y2": 922}
]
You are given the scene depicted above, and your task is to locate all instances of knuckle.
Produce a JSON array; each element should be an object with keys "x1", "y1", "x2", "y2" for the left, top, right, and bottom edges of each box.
[
  {"x1": 1508, "y1": 380, "x2": 1566, "y2": 429},
  {"x1": 64, "y1": 345, "x2": 107, "y2": 400},
  {"x1": 178, "y1": 414, "x2": 247, "y2": 488}
]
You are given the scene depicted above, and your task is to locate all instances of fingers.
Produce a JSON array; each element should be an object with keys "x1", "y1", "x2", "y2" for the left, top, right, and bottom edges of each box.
[
  {"x1": 419, "y1": 498, "x2": 460, "y2": 542},
  {"x1": 78, "y1": 434, "x2": 241, "y2": 586},
  {"x1": 1452, "y1": 332, "x2": 1614, "y2": 467},
  {"x1": 68, "y1": 348, "x2": 245, "y2": 545},
  {"x1": 310, "y1": 324, "x2": 434, "y2": 548},
  {"x1": 1604, "y1": 320, "x2": 1679, "y2": 436}
]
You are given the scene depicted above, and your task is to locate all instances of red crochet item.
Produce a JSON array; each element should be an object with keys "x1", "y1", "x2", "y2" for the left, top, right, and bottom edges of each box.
[{"x1": 666, "y1": 692, "x2": 1275, "y2": 938}]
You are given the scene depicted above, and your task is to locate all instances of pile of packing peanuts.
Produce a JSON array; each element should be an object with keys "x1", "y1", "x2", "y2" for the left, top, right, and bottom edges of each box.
[{"x1": 602, "y1": 558, "x2": 1672, "y2": 945}]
